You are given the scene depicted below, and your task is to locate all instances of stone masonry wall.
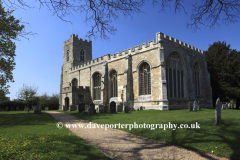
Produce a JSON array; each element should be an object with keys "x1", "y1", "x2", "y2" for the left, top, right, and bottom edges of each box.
[{"x1": 60, "y1": 32, "x2": 213, "y2": 110}]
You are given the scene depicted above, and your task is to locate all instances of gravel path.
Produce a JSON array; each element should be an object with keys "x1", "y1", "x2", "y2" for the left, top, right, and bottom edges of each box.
[{"x1": 47, "y1": 111, "x2": 229, "y2": 160}]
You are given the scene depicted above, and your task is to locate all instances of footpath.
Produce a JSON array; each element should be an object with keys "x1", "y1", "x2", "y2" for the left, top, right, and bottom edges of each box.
[{"x1": 47, "y1": 111, "x2": 229, "y2": 160}]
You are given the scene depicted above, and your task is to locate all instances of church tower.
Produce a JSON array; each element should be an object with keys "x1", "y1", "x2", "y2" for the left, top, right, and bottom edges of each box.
[
  {"x1": 63, "y1": 34, "x2": 92, "y2": 67},
  {"x1": 59, "y1": 34, "x2": 92, "y2": 109}
]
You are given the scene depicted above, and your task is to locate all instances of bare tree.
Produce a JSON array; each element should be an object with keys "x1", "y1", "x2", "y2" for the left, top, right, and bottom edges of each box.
[{"x1": 3, "y1": 0, "x2": 240, "y2": 39}]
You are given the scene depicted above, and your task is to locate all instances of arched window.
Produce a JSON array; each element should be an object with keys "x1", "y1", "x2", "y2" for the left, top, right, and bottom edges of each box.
[
  {"x1": 72, "y1": 78, "x2": 78, "y2": 87},
  {"x1": 66, "y1": 50, "x2": 69, "y2": 62},
  {"x1": 166, "y1": 52, "x2": 184, "y2": 98},
  {"x1": 110, "y1": 70, "x2": 118, "y2": 97},
  {"x1": 139, "y1": 62, "x2": 151, "y2": 95},
  {"x1": 93, "y1": 73, "x2": 101, "y2": 100},
  {"x1": 194, "y1": 63, "x2": 200, "y2": 96},
  {"x1": 80, "y1": 50, "x2": 84, "y2": 61}
]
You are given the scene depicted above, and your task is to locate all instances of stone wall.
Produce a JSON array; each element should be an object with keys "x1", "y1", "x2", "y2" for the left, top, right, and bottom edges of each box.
[{"x1": 60, "y1": 32, "x2": 213, "y2": 110}]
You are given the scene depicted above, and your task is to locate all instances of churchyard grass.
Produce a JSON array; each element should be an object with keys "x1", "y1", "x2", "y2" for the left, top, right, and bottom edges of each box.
[
  {"x1": 0, "y1": 111, "x2": 111, "y2": 160},
  {"x1": 70, "y1": 108, "x2": 240, "y2": 160}
]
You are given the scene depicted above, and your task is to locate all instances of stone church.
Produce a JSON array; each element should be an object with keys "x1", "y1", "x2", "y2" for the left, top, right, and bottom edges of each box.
[{"x1": 59, "y1": 32, "x2": 213, "y2": 111}]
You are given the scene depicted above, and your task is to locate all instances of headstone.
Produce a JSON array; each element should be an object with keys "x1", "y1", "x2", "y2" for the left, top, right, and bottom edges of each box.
[
  {"x1": 58, "y1": 105, "x2": 62, "y2": 110},
  {"x1": 215, "y1": 97, "x2": 222, "y2": 125},
  {"x1": 34, "y1": 97, "x2": 42, "y2": 114},
  {"x1": 89, "y1": 103, "x2": 95, "y2": 110},
  {"x1": 228, "y1": 103, "x2": 231, "y2": 109},
  {"x1": 78, "y1": 103, "x2": 85, "y2": 113},
  {"x1": 137, "y1": 108, "x2": 139, "y2": 111},
  {"x1": 230, "y1": 101, "x2": 233, "y2": 109},
  {"x1": 225, "y1": 103, "x2": 228, "y2": 109},
  {"x1": 69, "y1": 105, "x2": 75, "y2": 111},
  {"x1": 63, "y1": 106, "x2": 67, "y2": 111},
  {"x1": 82, "y1": 111, "x2": 87, "y2": 115},
  {"x1": 197, "y1": 101, "x2": 201, "y2": 110},
  {"x1": 32, "y1": 106, "x2": 37, "y2": 111},
  {"x1": 45, "y1": 107, "x2": 49, "y2": 110},
  {"x1": 193, "y1": 100, "x2": 198, "y2": 111},
  {"x1": 87, "y1": 107, "x2": 94, "y2": 115},
  {"x1": 16, "y1": 106, "x2": 19, "y2": 111},
  {"x1": 6, "y1": 107, "x2": 8, "y2": 111},
  {"x1": 104, "y1": 105, "x2": 108, "y2": 113},
  {"x1": 188, "y1": 101, "x2": 193, "y2": 111},
  {"x1": 140, "y1": 106, "x2": 143, "y2": 111},
  {"x1": 124, "y1": 106, "x2": 128, "y2": 113},
  {"x1": 98, "y1": 105, "x2": 104, "y2": 113}
]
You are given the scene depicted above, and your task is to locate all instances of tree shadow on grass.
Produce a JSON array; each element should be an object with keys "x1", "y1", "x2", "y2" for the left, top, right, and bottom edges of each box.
[
  {"x1": 0, "y1": 112, "x2": 53, "y2": 127},
  {"x1": 47, "y1": 109, "x2": 239, "y2": 159},
  {"x1": 163, "y1": 119, "x2": 240, "y2": 160},
  {"x1": 0, "y1": 111, "x2": 112, "y2": 160}
]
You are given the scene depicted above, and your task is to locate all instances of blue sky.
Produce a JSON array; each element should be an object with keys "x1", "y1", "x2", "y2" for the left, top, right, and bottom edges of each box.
[{"x1": 5, "y1": 1, "x2": 240, "y2": 100}]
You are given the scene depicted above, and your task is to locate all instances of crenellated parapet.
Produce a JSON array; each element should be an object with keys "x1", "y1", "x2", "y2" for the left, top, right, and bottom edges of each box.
[
  {"x1": 156, "y1": 32, "x2": 204, "y2": 54},
  {"x1": 70, "y1": 32, "x2": 204, "y2": 72},
  {"x1": 64, "y1": 34, "x2": 92, "y2": 44},
  {"x1": 71, "y1": 54, "x2": 109, "y2": 71}
]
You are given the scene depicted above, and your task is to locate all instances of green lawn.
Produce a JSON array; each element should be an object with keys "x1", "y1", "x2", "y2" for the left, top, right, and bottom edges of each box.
[
  {"x1": 0, "y1": 111, "x2": 111, "y2": 160},
  {"x1": 64, "y1": 108, "x2": 240, "y2": 160}
]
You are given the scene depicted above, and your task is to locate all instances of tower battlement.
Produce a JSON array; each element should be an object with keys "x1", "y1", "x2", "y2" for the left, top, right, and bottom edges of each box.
[{"x1": 64, "y1": 34, "x2": 92, "y2": 44}]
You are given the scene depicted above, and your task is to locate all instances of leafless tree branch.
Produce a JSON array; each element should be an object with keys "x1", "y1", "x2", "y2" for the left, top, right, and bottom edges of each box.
[
  {"x1": 187, "y1": 0, "x2": 240, "y2": 30},
  {"x1": 3, "y1": 0, "x2": 240, "y2": 39}
]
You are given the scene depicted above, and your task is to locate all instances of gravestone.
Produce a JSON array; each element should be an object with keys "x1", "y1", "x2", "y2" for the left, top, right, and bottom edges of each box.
[
  {"x1": 45, "y1": 107, "x2": 49, "y2": 110},
  {"x1": 215, "y1": 97, "x2": 222, "y2": 125},
  {"x1": 63, "y1": 106, "x2": 67, "y2": 111},
  {"x1": 16, "y1": 106, "x2": 19, "y2": 111},
  {"x1": 228, "y1": 103, "x2": 231, "y2": 109},
  {"x1": 104, "y1": 105, "x2": 108, "y2": 113},
  {"x1": 222, "y1": 104, "x2": 226, "y2": 109},
  {"x1": 198, "y1": 101, "x2": 201, "y2": 110},
  {"x1": 110, "y1": 102, "x2": 116, "y2": 113},
  {"x1": 98, "y1": 105, "x2": 104, "y2": 113},
  {"x1": 78, "y1": 103, "x2": 85, "y2": 113},
  {"x1": 193, "y1": 100, "x2": 198, "y2": 111},
  {"x1": 188, "y1": 102, "x2": 193, "y2": 111},
  {"x1": 222, "y1": 103, "x2": 228, "y2": 110},
  {"x1": 124, "y1": 106, "x2": 128, "y2": 113},
  {"x1": 87, "y1": 107, "x2": 94, "y2": 115},
  {"x1": 82, "y1": 111, "x2": 87, "y2": 115},
  {"x1": 137, "y1": 108, "x2": 139, "y2": 111},
  {"x1": 140, "y1": 106, "x2": 143, "y2": 111},
  {"x1": 69, "y1": 105, "x2": 75, "y2": 111},
  {"x1": 225, "y1": 103, "x2": 228, "y2": 109},
  {"x1": 34, "y1": 97, "x2": 42, "y2": 114},
  {"x1": 89, "y1": 103, "x2": 95, "y2": 110},
  {"x1": 6, "y1": 107, "x2": 8, "y2": 111},
  {"x1": 32, "y1": 106, "x2": 37, "y2": 111}
]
